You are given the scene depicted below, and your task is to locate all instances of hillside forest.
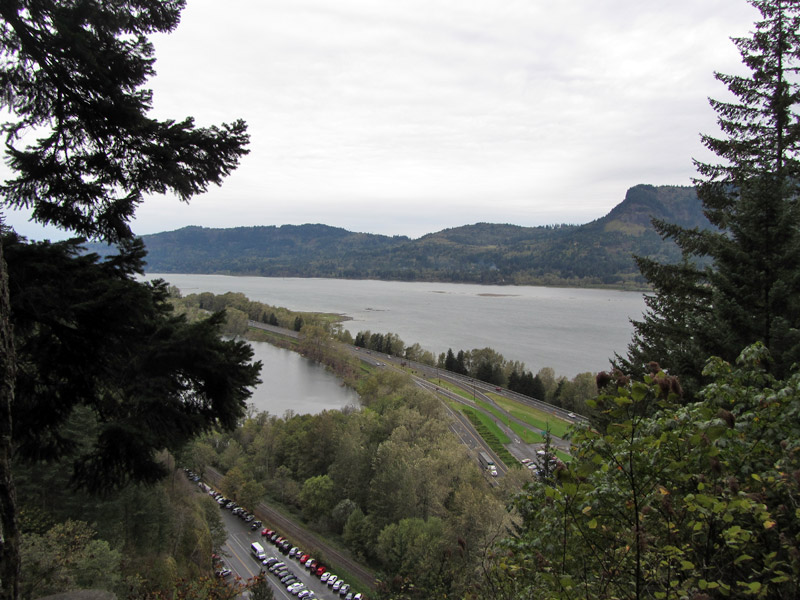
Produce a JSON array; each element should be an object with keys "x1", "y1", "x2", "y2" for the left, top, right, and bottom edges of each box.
[{"x1": 124, "y1": 184, "x2": 708, "y2": 289}]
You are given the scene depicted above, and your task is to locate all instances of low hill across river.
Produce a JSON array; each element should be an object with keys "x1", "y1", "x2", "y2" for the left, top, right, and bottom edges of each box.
[{"x1": 132, "y1": 184, "x2": 708, "y2": 288}]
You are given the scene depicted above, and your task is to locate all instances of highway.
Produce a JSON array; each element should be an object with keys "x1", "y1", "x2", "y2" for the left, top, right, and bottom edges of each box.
[
  {"x1": 246, "y1": 321, "x2": 578, "y2": 476},
  {"x1": 352, "y1": 349, "x2": 577, "y2": 473}
]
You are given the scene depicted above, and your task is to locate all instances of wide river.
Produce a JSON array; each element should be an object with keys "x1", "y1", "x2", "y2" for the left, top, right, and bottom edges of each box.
[{"x1": 151, "y1": 274, "x2": 646, "y2": 379}]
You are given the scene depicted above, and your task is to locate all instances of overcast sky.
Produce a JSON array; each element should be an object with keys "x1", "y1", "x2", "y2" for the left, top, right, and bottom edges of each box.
[{"x1": 6, "y1": 0, "x2": 759, "y2": 240}]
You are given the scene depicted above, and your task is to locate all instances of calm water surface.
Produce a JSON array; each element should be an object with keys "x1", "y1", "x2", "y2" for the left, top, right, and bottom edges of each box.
[
  {"x1": 246, "y1": 340, "x2": 360, "y2": 416},
  {"x1": 154, "y1": 274, "x2": 646, "y2": 378}
]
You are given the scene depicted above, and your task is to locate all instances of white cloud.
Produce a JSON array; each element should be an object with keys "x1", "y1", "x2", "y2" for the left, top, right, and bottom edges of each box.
[{"x1": 4, "y1": 0, "x2": 762, "y2": 240}]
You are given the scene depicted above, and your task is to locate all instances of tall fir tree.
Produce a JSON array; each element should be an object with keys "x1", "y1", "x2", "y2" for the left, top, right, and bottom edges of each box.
[
  {"x1": 0, "y1": 2, "x2": 255, "y2": 597},
  {"x1": 621, "y1": 0, "x2": 800, "y2": 396}
]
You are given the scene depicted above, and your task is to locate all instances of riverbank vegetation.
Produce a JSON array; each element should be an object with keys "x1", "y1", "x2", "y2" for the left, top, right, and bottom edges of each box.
[{"x1": 168, "y1": 288, "x2": 601, "y2": 413}]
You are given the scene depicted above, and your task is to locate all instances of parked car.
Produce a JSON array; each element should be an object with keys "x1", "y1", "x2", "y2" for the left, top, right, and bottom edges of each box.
[
  {"x1": 339, "y1": 583, "x2": 350, "y2": 596},
  {"x1": 332, "y1": 580, "x2": 343, "y2": 592},
  {"x1": 353, "y1": 593, "x2": 363, "y2": 600},
  {"x1": 327, "y1": 575, "x2": 338, "y2": 587},
  {"x1": 261, "y1": 528, "x2": 273, "y2": 537},
  {"x1": 320, "y1": 572, "x2": 331, "y2": 583},
  {"x1": 344, "y1": 593, "x2": 353, "y2": 600},
  {"x1": 314, "y1": 564, "x2": 326, "y2": 577},
  {"x1": 299, "y1": 554, "x2": 310, "y2": 564}
]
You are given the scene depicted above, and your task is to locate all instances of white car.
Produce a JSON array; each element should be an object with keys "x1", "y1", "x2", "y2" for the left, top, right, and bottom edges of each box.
[
  {"x1": 327, "y1": 575, "x2": 338, "y2": 587},
  {"x1": 320, "y1": 572, "x2": 331, "y2": 583},
  {"x1": 287, "y1": 583, "x2": 305, "y2": 594}
]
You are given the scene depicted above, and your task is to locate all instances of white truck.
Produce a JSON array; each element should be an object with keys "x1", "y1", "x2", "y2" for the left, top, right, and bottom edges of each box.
[{"x1": 251, "y1": 541, "x2": 267, "y2": 561}]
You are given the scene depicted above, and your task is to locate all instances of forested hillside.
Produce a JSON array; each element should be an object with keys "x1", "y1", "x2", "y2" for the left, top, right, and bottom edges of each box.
[{"x1": 134, "y1": 184, "x2": 708, "y2": 288}]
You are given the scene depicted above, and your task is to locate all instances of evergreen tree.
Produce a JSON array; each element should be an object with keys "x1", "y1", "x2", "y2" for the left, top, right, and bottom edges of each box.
[
  {"x1": 455, "y1": 350, "x2": 468, "y2": 375},
  {"x1": 530, "y1": 374, "x2": 546, "y2": 401},
  {"x1": 621, "y1": 0, "x2": 800, "y2": 395},
  {"x1": 0, "y1": 2, "x2": 253, "y2": 597},
  {"x1": 444, "y1": 348, "x2": 457, "y2": 372}
]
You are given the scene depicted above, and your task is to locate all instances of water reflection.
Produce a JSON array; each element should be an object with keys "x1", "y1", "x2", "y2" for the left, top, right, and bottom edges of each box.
[{"x1": 246, "y1": 340, "x2": 360, "y2": 416}]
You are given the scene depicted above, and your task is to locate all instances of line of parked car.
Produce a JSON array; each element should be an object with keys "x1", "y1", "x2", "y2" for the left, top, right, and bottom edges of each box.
[
  {"x1": 208, "y1": 488, "x2": 262, "y2": 530},
  {"x1": 256, "y1": 529, "x2": 363, "y2": 600},
  {"x1": 184, "y1": 468, "x2": 365, "y2": 599}
]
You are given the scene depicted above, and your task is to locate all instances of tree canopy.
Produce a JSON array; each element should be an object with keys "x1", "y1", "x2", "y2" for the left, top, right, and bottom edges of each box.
[
  {"x1": 621, "y1": 0, "x2": 800, "y2": 396},
  {"x1": 0, "y1": 0, "x2": 249, "y2": 242},
  {"x1": 492, "y1": 345, "x2": 800, "y2": 599},
  {"x1": 0, "y1": 1, "x2": 255, "y2": 598}
]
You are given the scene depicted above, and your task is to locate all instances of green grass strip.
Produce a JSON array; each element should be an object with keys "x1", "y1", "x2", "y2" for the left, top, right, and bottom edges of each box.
[
  {"x1": 465, "y1": 406, "x2": 511, "y2": 444},
  {"x1": 490, "y1": 394, "x2": 572, "y2": 438},
  {"x1": 459, "y1": 406, "x2": 520, "y2": 469},
  {"x1": 474, "y1": 399, "x2": 541, "y2": 444}
]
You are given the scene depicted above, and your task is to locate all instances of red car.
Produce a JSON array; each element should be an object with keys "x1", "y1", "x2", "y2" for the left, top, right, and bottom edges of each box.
[
  {"x1": 261, "y1": 528, "x2": 273, "y2": 537},
  {"x1": 315, "y1": 565, "x2": 326, "y2": 577},
  {"x1": 299, "y1": 554, "x2": 310, "y2": 564}
]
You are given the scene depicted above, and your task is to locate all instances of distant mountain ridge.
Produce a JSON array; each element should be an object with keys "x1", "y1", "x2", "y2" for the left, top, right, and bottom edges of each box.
[{"x1": 130, "y1": 184, "x2": 709, "y2": 288}]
